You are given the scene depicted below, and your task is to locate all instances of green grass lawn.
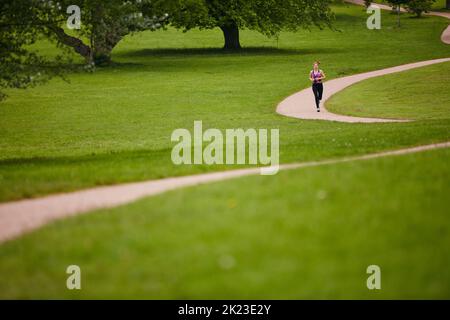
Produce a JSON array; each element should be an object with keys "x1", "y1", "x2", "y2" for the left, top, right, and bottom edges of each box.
[
  {"x1": 434, "y1": 0, "x2": 449, "y2": 10},
  {"x1": 375, "y1": 0, "x2": 449, "y2": 11},
  {"x1": 0, "y1": 147, "x2": 448, "y2": 299},
  {"x1": 327, "y1": 61, "x2": 450, "y2": 120},
  {"x1": 0, "y1": 3, "x2": 449, "y2": 202},
  {"x1": 1, "y1": 2, "x2": 449, "y2": 300}
]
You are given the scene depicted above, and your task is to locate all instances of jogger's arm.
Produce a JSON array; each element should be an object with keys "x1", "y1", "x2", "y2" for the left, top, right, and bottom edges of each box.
[{"x1": 319, "y1": 71, "x2": 326, "y2": 81}]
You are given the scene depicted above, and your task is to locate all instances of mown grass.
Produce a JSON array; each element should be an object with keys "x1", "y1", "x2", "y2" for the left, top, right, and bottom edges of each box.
[
  {"x1": 0, "y1": 2, "x2": 449, "y2": 300},
  {"x1": 0, "y1": 3, "x2": 449, "y2": 202},
  {"x1": 375, "y1": 0, "x2": 449, "y2": 11},
  {"x1": 433, "y1": 0, "x2": 449, "y2": 10},
  {"x1": 327, "y1": 61, "x2": 450, "y2": 120},
  {"x1": 0, "y1": 148, "x2": 448, "y2": 299}
]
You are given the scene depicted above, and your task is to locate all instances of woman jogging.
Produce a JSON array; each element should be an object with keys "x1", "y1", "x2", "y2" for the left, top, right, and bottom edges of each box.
[{"x1": 309, "y1": 61, "x2": 326, "y2": 112}]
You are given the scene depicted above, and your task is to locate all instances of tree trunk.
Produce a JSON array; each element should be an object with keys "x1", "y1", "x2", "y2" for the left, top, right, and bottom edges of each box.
[
  {"x1": 90, "y1": 3, "x2": 115, "y2": 66},
  {"x1": 49, "y1": 24, "x2": 124, "y2": 66},
  {"x1": 220, "y1": 23, "x2": 241, "y2": 50},
  {"x1": 48, "y1": 25, "x2": 93, "y2": 63},
  {"x1": 47, "y1": 3, "x2": 124, "y2": 66},
  {"x1": 447, "y1": 0, "x2": 450, "y2": 10},
  {"x1": 92, "y1": 33, "x2": 122, "y2": 66}
]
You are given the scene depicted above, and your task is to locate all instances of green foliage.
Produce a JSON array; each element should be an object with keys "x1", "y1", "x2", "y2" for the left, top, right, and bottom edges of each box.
[
  {"x1": 165, "y1": 0, "x2": 334, "y2": 48},
  {"x1": 3, "y1": 1, "x2": 168, "y2": 66},
  {"x1": 406, "y1": 0, "x2": 436, "y2": 17},
  {"x1": 0, "y1": 0, "x2": 168, "y2": 98},
  {"x1": 0, "y1": 0, "x2": 70, "y2": 100},
  {"x1": 40, "y1": 0, "x2": 169, "y2": 64},
  {"x1": 388, "y1": 0, "x2": 411, "y2": 5},
  {"x1": 1, "y1": 4, "x2": 450, "y2": 201}
]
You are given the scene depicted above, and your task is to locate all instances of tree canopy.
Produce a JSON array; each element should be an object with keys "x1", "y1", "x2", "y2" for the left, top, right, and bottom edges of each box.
[
  {"x1": 42, "y1": 0, "x2": 169, "y2": 65},
  {"x1": 165, "y1": 0, "x2": 334, "y2": 49},
  {"x1": 2, "y1": 1, "x2": 168, "y2": 66},
  {"x1": 406, "y1": 0, "x2": 436, "y2": 17},
  {"x1": 0, "y1": 0, "x2": 169, "y2": 99},
  {"x1": 0, "y1": 0, "x2": 68, "y2": 100}
]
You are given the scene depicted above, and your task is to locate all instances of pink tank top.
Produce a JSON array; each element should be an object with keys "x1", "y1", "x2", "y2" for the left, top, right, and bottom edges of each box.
[{"x1": 311, "y1": 70, "x2": 322, "y2": 83}]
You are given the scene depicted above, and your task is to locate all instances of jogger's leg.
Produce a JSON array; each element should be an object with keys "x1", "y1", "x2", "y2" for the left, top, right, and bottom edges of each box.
[
  {"x1": 312, "y1": 85, "x2": 320, "y2": 109},
  {"x1": 317, "y1": 83, "x2": 324, "y2": 101}
]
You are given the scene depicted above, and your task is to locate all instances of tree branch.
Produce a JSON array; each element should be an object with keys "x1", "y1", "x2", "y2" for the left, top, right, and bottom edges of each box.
[{"x1": 46, "y1": 25, "x2": 92, "y2": 62}]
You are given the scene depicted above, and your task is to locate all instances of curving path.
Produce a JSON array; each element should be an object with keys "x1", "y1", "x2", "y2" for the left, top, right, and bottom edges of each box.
[
  {"x1": 0, "y1": 1, "x2": 449, "y2": 243},
  {"x1": 345, "y1": 0, "x2": 450, "y2": 44},
  {"x1": 277, "y1": 58, "x2": 450, "y2": 123},
  {"x1": 0, "y1": 141, "x2": 449, "y2": 243},
  {"x1": 277, "y1": 0, "x2": 450, "y2": 123}
]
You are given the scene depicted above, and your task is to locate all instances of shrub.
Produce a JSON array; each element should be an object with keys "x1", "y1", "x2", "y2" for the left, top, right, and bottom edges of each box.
[{"x1": 406, "y1": 0, "x2": 435, "y2": 17}]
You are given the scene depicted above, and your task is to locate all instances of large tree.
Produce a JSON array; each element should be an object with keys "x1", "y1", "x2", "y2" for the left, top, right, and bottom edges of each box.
[
  {"x1": 0, "y1": 0, "x2": 69, "y2": 100},
  {"x1": 10, "y1": 0, "x2": 169, "y2": 66},
  {"x1": 0, "y1": 0, "x2": 168, "y2": 99},
  {"x1": 165, "y1": 0, "x2": 334, "y2": 50},
  {"x1": 406, "y1": 0, "x2": 435, "y2": 17}
]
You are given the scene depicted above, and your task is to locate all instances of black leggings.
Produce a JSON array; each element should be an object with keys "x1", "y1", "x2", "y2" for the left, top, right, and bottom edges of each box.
[{"x1": 312, "y1": 83, "x2": 323, "y2": 109}]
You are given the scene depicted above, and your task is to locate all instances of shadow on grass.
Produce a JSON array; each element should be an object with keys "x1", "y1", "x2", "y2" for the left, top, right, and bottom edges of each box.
[
  {"x1": 0, "y1": 147, "x2": 248, "y2": 202},
  {"x1": 115, "y1": 46, "x2": 341, "y2": 59},
  {"x1": 0, "y1": 148, "x2": 170, "y2": 167}
]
